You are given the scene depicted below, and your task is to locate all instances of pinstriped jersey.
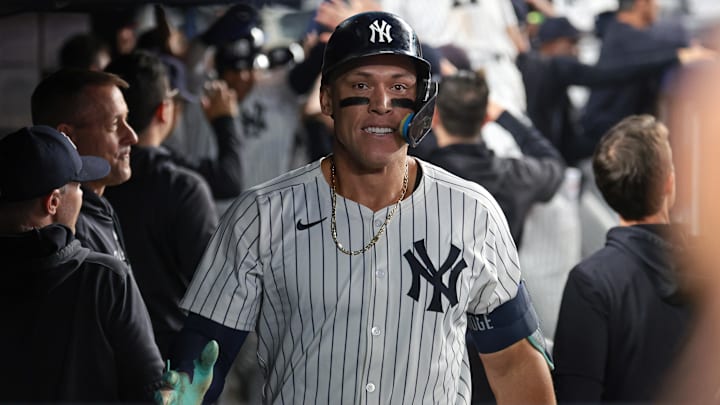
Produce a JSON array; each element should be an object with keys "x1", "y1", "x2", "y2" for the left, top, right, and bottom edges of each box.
[{"x1": 181, "y1": 157, "x2": 522, "y2": 404}]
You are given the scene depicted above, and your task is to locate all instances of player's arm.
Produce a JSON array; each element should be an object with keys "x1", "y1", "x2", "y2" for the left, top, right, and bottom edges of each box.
[
  {"x1": 480, "y1": 339, "x2": 556, "y2": 405},
  {"x1": 156, "y1": 339, "x2": 219, "y2": 405},
  {"x1": 168, "y1": 313, "x2": 249, "y2": 403},
  {"x1": 468, "y1": 283, "x2": 556, "y2": 405}
]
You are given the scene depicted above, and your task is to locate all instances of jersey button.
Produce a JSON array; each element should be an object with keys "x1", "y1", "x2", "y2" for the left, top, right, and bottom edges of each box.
[
  {"x1": 374, "y1": 220, "x2": 383, "y2": 228},
  {"x1": 371, "y1": 326, "x2": 381, "y2": 336},
  {"x1": 375, "y1": 270, "x2": 385, "y2": 278},
  {"x1": 366, "y1": 383, "x2": 376, "y2": 392}
]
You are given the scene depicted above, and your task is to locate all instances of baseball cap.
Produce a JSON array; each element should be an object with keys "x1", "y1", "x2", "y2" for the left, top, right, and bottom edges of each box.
[
  {"x1": 159, "y1": 54, "x2": 199, "y2": 103},
  {"x1": 537, "y1": 17, "x2": 580, "y2": 44},
  {"x1": 0, "y1": 125, "x2": 110, "y2": 202},
  {"x1": 214, "y1": 35, "x2": 267, "y2": 73}
]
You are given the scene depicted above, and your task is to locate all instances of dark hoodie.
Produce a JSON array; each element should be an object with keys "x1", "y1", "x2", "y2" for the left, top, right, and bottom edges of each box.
[
  {"x1": 553, "y1": 224, "x2": 695, "y2": 403},
  {"x1": 0, "y1": 224, "x2": 163, "y2": 402},
  {"x1": 75, "y1": 186, "x2": 131, "y2": 267},
  {"x1": 104, "y1": 145, "x2": 218, "y2": 359},
  {"x1": 425, "y1": 111, "x2": 565, "y2": 244}
]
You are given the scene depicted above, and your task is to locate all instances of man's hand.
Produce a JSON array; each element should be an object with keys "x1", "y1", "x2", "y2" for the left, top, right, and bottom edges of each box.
[
  {"x1": 155, "y1": 340, "x2": 219, "y2": 405},
  {"x1": 678, "y1": 43, "x2": 718, "y2": 65},
  {"x1": 202, "y1": 81, "x2": 238, "y2": 120}
]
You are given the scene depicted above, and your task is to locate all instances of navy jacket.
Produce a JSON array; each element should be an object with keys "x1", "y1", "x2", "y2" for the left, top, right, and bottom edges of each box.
[
  {"x1": 0, "y1": 224, "x2": 163, "y2": 401},
  {"x1": 425, "y1": 111, "x2": 565, "y2": 244},
  {"x1": 75, "y1": 186, "x2": 130, "y2": 267},
  {"x1": 105, "y1": 145, "x2": 218, "y2": 358},
  {"x1": 517, "y1": 49, "x2": 678, "y2": 163},
  {"x1": 553, "y1": 224, "x2": 695, "y2": 402},
  {"x1": 581, "y1": 19, "x2": 687, "y2": 144}
]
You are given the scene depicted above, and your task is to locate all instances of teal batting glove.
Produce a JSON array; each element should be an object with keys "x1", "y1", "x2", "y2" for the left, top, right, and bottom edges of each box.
[{"x1": 155, "y1": 340, "x2": 219, "y2": 405}]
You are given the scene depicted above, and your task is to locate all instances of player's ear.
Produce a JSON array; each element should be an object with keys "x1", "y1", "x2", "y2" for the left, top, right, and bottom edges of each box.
[
  {"x1": 155, "y1": 100, "x2": 172, "y2": 123},
  {"x1": 42, "y1": 189, "x2": 62, "y2": 215},
  {"x1": 320, "y1": 85, "x2": 333, "y2": 118}
]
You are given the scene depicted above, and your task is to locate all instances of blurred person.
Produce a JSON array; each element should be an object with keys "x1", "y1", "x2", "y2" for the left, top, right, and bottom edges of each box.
[
  {"x1": 31, "y1": 69, "x2": 139, "y2": 265},
  {"x1": 517, "y1": 16, "x2": 713, "y2": 164},
  {"x1": 213, "y1": 30, "x2": 303, "y2": 194},
  {"x1": 428, "y1": 69, "x2": 565, "y2": 245},
  {"x1": 130, "y1": 5, "x2": 245, "y2": 199},
  {"x1": 90, "y1": 7, "x2": 141, "y2": 58},
  {"x1": 553, "y1": 115, "x2": 696, "y2": 402},
  {"x1": 427, "y1": 69, "x2": 565, "y2": 403},
  {"x1": 161, "y1": 11, "x2": 555, "y2": 404},
  {"x1": 659, "y1": 55, "x2": 720, "y2": 405},
  {"x1": 103, "y1": 51, "x2": 219, "y2": 359},
  {"x1": 580, "y1": 0, "x2": 693, "y2": 151},
  {"x1": 169, "y1": 4, "x2": 303, "y2": 206},
  {"x1": 0, "y1": 126, "x2": 163, "y2": 401},
  {"x1": 59, "y1": 33, "x2": 111, "y2": 71},
  {"x1": 160, "y1": 55, "x2": 245, "y2": 199}
]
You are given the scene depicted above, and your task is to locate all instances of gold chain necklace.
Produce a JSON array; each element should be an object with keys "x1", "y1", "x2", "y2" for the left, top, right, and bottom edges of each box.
[{"x1": 330, "y1": 159, "x2": 409, "y2": 255}]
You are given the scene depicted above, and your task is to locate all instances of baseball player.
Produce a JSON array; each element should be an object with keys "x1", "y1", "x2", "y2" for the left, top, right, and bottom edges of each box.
[{"x1": 163, "y1": 11, "x2": 555, "y2": 405}]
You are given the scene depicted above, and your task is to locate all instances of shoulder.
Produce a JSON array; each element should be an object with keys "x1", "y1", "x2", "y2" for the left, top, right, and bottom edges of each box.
[
  {"x1": 81, "y1": 250, "x2": 131, "y2": 279},
  {"x1": 249, "y1": 159, "x2": 324, "y2": 199},
  {"x1": 222, "y1": 160, "x2": 324, "y2": 217},
  {"x1": 418, "y1": 158, "x2": 502, "y2": 214},
  {"x1": 568, "y1": 235, "x2": 636, "y2": 290},
  {"x1": 162, "y1": 161, "x2": 213, "y2": 195}
]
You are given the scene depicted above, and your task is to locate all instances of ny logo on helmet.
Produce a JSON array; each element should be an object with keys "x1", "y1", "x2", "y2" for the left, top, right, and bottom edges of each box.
[{"x1": 369, "y1": 19, "x2": 393, "y2": 44}]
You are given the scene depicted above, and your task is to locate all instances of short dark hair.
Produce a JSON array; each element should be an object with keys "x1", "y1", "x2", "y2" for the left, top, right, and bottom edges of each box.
[
  {"x1": 593, "y1": 115, "x2": 672, "y2": 220},
  {"x1": 618, "y1": 0, "x2": 638, "y2": 11},
  {"x1": 59, "y1": 33, "x2": 109, "y2": 70},
  {"x1": 31, "y1": 69, "x2": 128, "y2": 127},
  {"x1": 104, "y1": 50, "x2": 170, "y2": 134},
  {"x1": 436, "y1": 70, "x2": 489, "y2": 138}
]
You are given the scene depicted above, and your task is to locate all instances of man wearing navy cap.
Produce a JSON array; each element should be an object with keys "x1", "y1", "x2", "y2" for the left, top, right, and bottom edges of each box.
[{"x1": 0, "y1": 126, "x2": 163, "y2": 401}]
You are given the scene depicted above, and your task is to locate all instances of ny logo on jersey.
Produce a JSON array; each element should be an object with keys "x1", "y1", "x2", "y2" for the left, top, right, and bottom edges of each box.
[
  {"x1": 404, "y1": 240, "x2": 467, "y2": 312},
  {"x1": 368, "y1": 19, "x2": 393, "y2": 44},
  {"x1": 240, "y1": 101, "x2": 267, "y2": 139}
]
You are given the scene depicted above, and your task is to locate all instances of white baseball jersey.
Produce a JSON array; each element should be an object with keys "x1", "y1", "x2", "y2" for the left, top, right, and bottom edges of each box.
[
  {"x1": 381, "y1": 0, "x2": 527, "y2": 113},
  {"x1": 181, "y1": 157, "x2": 522, "y2": 404}
]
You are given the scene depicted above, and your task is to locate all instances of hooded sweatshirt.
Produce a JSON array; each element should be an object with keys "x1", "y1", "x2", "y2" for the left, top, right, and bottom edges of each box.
[
  {"x1": 0, "y1": 224, "x2": 163, "y2": 402},
  {"x1": 425, "y1": 111, "x2": 565, "y2": 244},
  {"x1": 553, "y1": 224, "x2": 695, "y2": 402}
]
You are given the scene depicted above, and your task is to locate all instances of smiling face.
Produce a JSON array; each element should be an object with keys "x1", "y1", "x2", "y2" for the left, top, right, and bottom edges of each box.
[
  {"x1": 320, "y1": 54, "x2": 417, "y2": 172},
  {"x1": 66, "y1": 84, "x2": 138, "y2": 188}
]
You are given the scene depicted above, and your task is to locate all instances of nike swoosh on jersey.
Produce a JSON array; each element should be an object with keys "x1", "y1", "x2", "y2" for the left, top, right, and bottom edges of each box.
[{"x1": 296, "y1": 217, "x2": 327, "y2": 231}]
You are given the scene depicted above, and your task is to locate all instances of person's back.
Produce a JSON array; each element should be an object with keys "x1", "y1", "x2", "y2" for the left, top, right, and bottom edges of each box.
[
  {"x1": 104, "y1": 51, "x2": 219, "y2": 358},
  {"x1": 553, "y1": 115, "x2": 694, "y2": 401},
  {"x1": 1, "y1": 225, "x2": 163, "y2": 401},
  {"x1": 554, "y1": 224, "x2": 691, "y2": 400},
  {"x1": 105, "y1": 145, "x2": 218, "y2": 356},
  {"x1": 0, "y1": 125, "x2": 163, "y2": 401},
  {"x1": 426, "y1": 70, "x2": 565, "y2": 244}
]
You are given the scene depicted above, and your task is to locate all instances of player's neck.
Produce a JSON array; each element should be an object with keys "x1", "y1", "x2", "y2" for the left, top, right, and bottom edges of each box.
[
  {"x1": 322, "y1": 156, "x2": 417, "y2": 212},
  {"x1": 434, "y1": 124, "x2": 479, "y2": 148},
  {"x1": 619, "y1": 208, "x2": 671, "y2": 227}
]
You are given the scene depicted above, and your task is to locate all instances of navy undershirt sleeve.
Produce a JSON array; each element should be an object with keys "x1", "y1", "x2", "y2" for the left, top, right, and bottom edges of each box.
[
  {"x1": 467, "y1": 281, "x2": 539, "y2": 353},
  {"x1": 170, "y1": 313, "x2": 249, "y2": 403}
]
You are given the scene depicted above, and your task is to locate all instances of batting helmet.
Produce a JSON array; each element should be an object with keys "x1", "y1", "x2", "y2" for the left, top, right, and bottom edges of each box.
[
  {"x1": 321, "y1": 11, "x2": 437, "y2": 146},
  {"x1": 321, "y1": 12, "x2": 431, "y2": 107}
]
